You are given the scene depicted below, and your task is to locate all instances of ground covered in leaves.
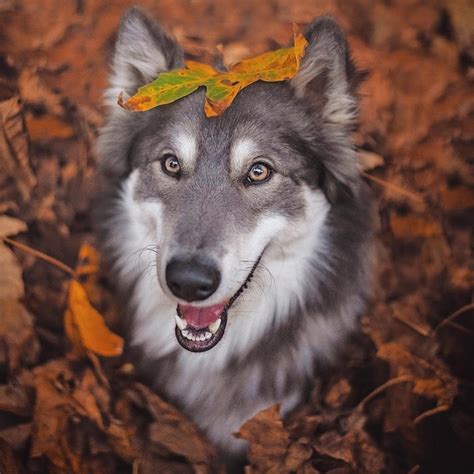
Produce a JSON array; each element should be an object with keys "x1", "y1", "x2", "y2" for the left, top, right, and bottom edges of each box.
[{"x1": 0, "y1": 0, "x2": 473, "y2": 473}]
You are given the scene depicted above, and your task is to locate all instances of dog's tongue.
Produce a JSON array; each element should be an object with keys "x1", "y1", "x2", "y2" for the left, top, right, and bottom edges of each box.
[{"x1": 179, "y1": 303, "x2": 226, "y2": 328}]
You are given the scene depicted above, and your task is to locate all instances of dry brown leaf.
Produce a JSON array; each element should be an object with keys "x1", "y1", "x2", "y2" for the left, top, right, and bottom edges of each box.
[
  {"x1": 439, "y1": 186, "x2": 474, "y2": 211},
  {"x1": 31, "y1": 360, "x2": 83, "y2": 470},
  {"x1": 129, "y1": 383, "x2": 216, "y2": 467},
  {"x1": 0, "y1": 216, "x2": 39, "y2": 371},
  {"x1": 26, "y1": 113, "x2": 75, "y2": 141},
  {"x1": 0, "y1": 299, "x2": 40, "y2": 372},
  {"x1": 0, "y1": 377, "x2": 33, "y2": 416},
  {"x1": 0, "y1": 216, "x2": 26, "y2": 300},
  {"x1": 390, "y1": 213, "x2": 442, "y2": 239},
  {"x1": 324, "y1": 378, "x2": 352, "y2": 409},
  {"x1": 445, "y1": 0, "x2": 474, "y2": 52},
  {"x1": 315, "y1": 412, "x2": 385, "y2": 473},
  {"x1": 18, "y1": 68, "x2": 64, "y2": 116},
  {"x1": 0, "y1": 215, "x2": 27, "y2": 238},
  {"x1": 0, "y1": 422, "x2": 32, "y2": 451},
  {"x1": 0, "y1": 438, "x2": 22, "y2": 474},
  {"x1": 357, "y1": 150, "x2": 384, "y2": 171},
  {"x1": 236, "y1": 404, "x2": 290, "y2": 472},
  {"x1": 29, "y1": 358, "x2": 146, "y2": 470},
  {"x1": 283, "y1": 440, "x2": 313, "y2": 471},
  {"x1": 0, "y1": 97, "x2": 36, "y2": 208}
]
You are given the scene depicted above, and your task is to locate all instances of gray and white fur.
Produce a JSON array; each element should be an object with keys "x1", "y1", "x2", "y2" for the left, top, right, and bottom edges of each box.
[{"x1": 96, "y1": 7, "x2": 374, "y2": 460}]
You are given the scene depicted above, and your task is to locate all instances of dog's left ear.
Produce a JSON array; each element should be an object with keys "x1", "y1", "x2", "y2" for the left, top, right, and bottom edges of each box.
[
  {"x1": 292, "y1": 17, "x2": 359, "y2": 130},
  {"x1": 105, "y1": 7, "x2": 184, "y2": 106}
]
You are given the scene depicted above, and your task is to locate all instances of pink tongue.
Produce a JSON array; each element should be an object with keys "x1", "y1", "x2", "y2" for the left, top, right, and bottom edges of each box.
[{"x1": 179, "y1": 303, "x2": 226, "y2": 329}]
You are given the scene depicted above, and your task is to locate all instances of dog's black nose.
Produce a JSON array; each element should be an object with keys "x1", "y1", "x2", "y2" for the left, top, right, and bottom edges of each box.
[{"x1": 165, "y1": 255, "x2": 221, "y2": 302}]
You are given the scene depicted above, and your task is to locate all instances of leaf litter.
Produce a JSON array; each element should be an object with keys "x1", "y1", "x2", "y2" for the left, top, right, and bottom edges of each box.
[{"x1": 0, "y1": 0, "x2": 473, "y2": 472}]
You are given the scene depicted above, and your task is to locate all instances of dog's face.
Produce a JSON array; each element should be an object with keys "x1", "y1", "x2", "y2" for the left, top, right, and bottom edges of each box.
[{"x1": 98, "y1": 8, "x2": 362, "y2": 353}]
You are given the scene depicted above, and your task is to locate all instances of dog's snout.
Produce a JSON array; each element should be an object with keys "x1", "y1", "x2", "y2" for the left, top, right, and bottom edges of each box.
[{"x1": 165, "y1": 255, "x2": 221, "y2": 302}]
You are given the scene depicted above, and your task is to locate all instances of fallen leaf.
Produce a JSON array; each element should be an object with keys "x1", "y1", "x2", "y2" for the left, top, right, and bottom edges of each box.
[
  {"x1": 0, "y1": 422, "x2": 32, "y2": 450},
  {"x1": 314, "y1": 412, "x2": 385, "y2": 473},
  {"x1": 0, "y1": 215, "x2": 28, "y2": 239},
  {"x1": 0, "y1": 299, "x2": 40, "y2": 372},
  {"x1": 390, "y1": 213, "x2": 442, "y2": 239},
  {"x1": 283, "y1": 440, "x2": 313, "y2": 471},
  {"x1": 324, "y1": 378, "x2": 352, "y2": 408},
  {"x1": 64, "y1": 279, "x2": 123, "y2": 357},
  {"x1": 129, "y1": 383, "x2": 216, "y2": 467},
  {"x1": 18, "y1": 68, "x2": 64, "y2": 116},
  {"x1": 236, "y1": 404, "x2": 290, "y2": 471},
  {"x1": 31, "y1": 359, "x2": 108, "y2": 471},
  {"x1": 120, "y1": 26, "x2": 308, "y2": 117},
  {"x1": 26, "y1": 113, "x2": 75, "y2": 141},
  {"x1": 0, "y1": 97, "x2": 36, "y2": 208},
  {"x1": 0, "y1": 376, "x2": 33, "y2": 416},
  {"x1": 445, "y1": 0, "x2": 474, "y2": 52},
  {"x1": 0, "y1": 216, "x2": 39, "y2": 371},
  {"x1": 0, "y1": 217, "x2": 27, "y2": 300},
  {"x1": 358, "y1": 150, "x2": 385, "y2": 171},
  {"x1": 0, "y1": 438, "x2": 21, "y2": 474},
  {"x1": 439, "y1": 186, "x2": 474, "y2": 211}
]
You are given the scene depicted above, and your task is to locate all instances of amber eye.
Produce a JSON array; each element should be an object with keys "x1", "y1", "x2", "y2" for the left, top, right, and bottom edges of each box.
[
  {"x1": 162, "y1": 154, "x2": 181, "y2": 177},
  {"x1": 246, "y1": 162, "x2": 272, "y2": 184}
]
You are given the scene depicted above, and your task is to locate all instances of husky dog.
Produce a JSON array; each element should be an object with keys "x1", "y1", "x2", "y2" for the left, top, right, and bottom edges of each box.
[{"x1": 96, "y1": 7, "x2": 374, "y2": 459}]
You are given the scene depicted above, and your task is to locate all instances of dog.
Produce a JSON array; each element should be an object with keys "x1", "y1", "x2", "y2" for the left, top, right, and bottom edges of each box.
[{"x1": 96, "y1": 7, "x2": 374, "y2": 461}]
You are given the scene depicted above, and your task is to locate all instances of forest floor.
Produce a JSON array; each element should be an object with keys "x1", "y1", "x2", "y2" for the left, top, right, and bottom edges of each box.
[{"x1": 0, "y1": 0, "x2": 473, "y2": 473}]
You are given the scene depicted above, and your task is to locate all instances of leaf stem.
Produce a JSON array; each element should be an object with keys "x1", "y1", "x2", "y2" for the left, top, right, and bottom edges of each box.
[
  {"x1": 357, "y1": 375, "x2": 414, "y2": 410},
  {"x1": 433, "y1": 302, "x2": 474, "y2": 334},
  {"x1": 2, "y1": 236, "x2": 75, "y2": 277},
  {"x1": 363, "y1": 172, "x2": 424, "y2": 203}
]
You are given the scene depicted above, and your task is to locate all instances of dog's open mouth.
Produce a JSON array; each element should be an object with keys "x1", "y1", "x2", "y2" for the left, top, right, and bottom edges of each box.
[{"x1": 174, "y1": 257, "x2": 261, "y2": 352}]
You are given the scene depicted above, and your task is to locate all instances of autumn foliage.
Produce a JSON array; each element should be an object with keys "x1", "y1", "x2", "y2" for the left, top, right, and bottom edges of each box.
[
  {"x1": 120, "y1": 26, "x2": 308, "y2": 116},
  {"x1": 0, "y1": 0, "x2": 473, "y2": 473}
]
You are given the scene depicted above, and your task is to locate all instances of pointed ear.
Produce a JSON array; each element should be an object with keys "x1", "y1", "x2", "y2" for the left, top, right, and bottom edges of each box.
[
  {"x1": 292, "y1": 17, "x2": 360, "y2": 129},
  {"x1": 105, "y1": 7, "x2": 184, "y2": 106}
]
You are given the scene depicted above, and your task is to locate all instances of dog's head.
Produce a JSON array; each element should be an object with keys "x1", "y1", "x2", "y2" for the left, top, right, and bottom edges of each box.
[{"x1": 98, "y1": 8, "x2": 365, "y2": 354}]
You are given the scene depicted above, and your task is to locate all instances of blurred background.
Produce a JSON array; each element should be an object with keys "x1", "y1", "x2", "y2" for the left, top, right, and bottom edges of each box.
[{"x1": 0, "y1": 1, "x2": 473, "y2": 473}]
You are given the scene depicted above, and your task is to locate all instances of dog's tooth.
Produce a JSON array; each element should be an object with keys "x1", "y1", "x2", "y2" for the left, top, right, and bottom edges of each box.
[
  {"x1": 205, "y1": 331, "x2": 212, "y2": 340},
  {"x1": 175, "y1": 314, "x2": 188, "y2": 331},
  {"x1": 182, "y1": 329, "x2": 190, "y2": 339},
  {"x1": 208, "y1": 319, "x2": 221, "y2": 334}
]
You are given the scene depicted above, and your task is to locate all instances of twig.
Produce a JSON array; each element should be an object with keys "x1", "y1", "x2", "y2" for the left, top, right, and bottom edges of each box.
[
  {"x1": 392, "y1": 312, "x2": 431, "y2": 337},
  {"x1": 2, "y1": 236, "x2": 75, "y2": 277},
  {"x1": 357, "y1": 375, "x2": 414, "y2": 411},
  {"x1": 433, "y1": 303, "x2": 474, "y2": 334},
  {"x1": 413, "y1": 405, "x2": 450, "y2": 425},
  {"x1": 363, "y1": 172, "x2": 424, "y2": 204}
]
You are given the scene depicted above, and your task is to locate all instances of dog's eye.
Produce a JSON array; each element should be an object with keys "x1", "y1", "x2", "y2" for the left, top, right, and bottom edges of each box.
[
  {"x1": 246, "y1": 162, "x2": 272, "y2": 185},
  {"x1": 162, "y1": 154, "x2": 181, "y2": 177}
]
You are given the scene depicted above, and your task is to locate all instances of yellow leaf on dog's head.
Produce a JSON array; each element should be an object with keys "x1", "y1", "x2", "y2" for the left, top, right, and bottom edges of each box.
[
  {"x1": 65, "y1": 280, "x2": 123, "y2": 357},
  {"x1": 120, "y1": 25, "x2": 308, "y2": 117}
]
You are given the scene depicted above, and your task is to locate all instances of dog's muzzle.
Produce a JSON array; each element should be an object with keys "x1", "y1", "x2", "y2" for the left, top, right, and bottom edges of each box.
[{"x1": 174, "y1": 256, "x2": 261, "y2": 352}]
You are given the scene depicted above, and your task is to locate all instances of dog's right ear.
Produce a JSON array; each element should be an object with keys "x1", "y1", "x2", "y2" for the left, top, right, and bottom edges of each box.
[{"x1": 105, "y1": 7, "x2": 184, "y2": 106}]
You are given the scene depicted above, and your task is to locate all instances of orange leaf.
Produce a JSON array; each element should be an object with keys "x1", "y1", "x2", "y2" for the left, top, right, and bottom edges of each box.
[
  {"x1": 75, "y1": 241, "x2": 100, "y2": 277},
  {"x1": 65, "y1": 280, "x2": 123, "y2": 357}
]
